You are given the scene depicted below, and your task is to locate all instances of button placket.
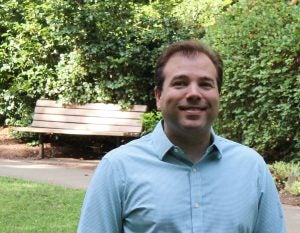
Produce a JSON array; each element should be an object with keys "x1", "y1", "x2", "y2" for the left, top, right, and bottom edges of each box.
[
  {"x1": 193, "y1": 202, "x2": 200, "y2": 208},
  {"x1": 190, "y1": 166, "x2": 201, "y2": 208},
  {"x1": 189, "y1": 165, "x2": 203, "y2": 231}
]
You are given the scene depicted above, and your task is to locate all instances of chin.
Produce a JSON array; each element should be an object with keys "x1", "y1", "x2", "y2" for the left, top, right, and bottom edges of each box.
[
  {"x1": 181, "y1": 123, "x2": 207, "y2": 131},
  {"x1": 180, "y1": 119, "x2": 212, "y2": 131}
]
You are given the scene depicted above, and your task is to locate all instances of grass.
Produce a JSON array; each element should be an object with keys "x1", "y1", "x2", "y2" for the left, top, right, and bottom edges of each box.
[{"x1": 0, "y1": 176, "x2": 85, "y2": 233}]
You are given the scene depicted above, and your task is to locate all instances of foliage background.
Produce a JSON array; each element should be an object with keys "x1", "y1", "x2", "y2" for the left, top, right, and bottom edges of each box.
[
  {"x1": 205, "y1": 0, "x2": 300, "y2": 161},
  {"x1": 0, "y1": 0, "x2": 299, "y2": 161},
  {"x1": 0, "y1": 0, "x2": 212, "y2": 125}
]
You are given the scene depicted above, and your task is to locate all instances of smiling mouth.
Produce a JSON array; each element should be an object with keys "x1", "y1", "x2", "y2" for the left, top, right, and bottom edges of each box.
[{"x1": 179, "y1": 106, "x2": 207, "y2": 112}]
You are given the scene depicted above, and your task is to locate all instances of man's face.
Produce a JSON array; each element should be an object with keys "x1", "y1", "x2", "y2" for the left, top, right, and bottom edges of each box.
[{"x1": 155, "y1": 52, "x2": 219, "y2": 137}]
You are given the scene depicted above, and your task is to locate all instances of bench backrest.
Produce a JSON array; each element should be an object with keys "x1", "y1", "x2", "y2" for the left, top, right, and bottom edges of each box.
[{"x1": 31, "y1": 99, "x2": 147, "y2": 137}]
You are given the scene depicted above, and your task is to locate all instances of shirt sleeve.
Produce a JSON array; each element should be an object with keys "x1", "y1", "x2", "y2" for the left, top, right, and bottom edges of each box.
[
  {"x1": 254, "y1": 159, "x2": 286, "y2": 233},
  {"x1": 77, "y1": 158, "x2": 124, "y2": 233}
]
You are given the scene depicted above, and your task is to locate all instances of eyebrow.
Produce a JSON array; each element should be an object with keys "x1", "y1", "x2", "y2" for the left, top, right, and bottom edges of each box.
[
  {"x1": 200, "y1": 76, "x2": 215, "y2": 83},
  {"x1": 172, "y1": 75, "x2": 215, "y2": 82},
  {"x1": 172, "y1": 74, "x2": 188, "y2": 80}
]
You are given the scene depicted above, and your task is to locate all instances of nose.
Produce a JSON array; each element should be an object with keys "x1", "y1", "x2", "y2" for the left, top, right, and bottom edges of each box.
[{"x1": 186, "y1": 83, "x2": 202, "y2": 101}]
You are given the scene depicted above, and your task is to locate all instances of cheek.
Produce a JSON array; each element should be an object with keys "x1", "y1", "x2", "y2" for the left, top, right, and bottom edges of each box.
[
  {"x1": 157, "y1": 96, "x2": 172, "y2": 111},
  {"x1": 205, "y1": 93, "x2": 220, "y2": 111},
  {"x1": 156, "y1": 95, "x2": 169, "y2": 111},
  {"x1": 212, "y1": 97, "x2": 220, "y2": 112},
  {"x1": 213, "y1": 96, "x2": 219, "y2": 105},
  {"x1": 157, "y1": 89, "x2": 186, "y2": 110},
  {"x1": 208, "y1": 91, "x2": 220, "y2": 103}
]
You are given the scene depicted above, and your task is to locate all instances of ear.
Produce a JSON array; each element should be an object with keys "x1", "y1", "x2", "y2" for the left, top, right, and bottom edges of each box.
[{"x1": 154, "y1": 86, "x2": 162, "y2": 110}]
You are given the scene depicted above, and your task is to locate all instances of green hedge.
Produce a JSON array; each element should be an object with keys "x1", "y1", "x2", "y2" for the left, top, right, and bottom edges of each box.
[
  {"x1": 1, "y1": 0, "x2": 212, "y2": 125},
  {"x1": 205, "y1": 0, "x2": 300, "y2": 161}
]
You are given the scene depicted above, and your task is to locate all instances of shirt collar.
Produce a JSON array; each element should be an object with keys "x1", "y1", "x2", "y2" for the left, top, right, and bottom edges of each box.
[
  {"x1": 150, "y1": 120, "x2": 173, "y2": 160},
  {"x1": 150, "y1": 120, "x2": 223, "y2": 161},
  {"x1": 210, "y1": 129, "x2": 223, "y2": 160}
]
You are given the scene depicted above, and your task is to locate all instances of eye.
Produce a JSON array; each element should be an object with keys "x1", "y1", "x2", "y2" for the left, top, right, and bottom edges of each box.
[
  {"x1": 172, "y1": 80, "x2": 187, "y2": 88},
  {"x1": 199, "y1": 82, "x2": 214, "y2": 89}
]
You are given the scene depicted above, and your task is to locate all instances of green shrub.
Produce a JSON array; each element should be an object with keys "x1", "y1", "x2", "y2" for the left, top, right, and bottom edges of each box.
[
  {"x1": 269, "y1": 162, "x2": 299, "y2": 182},
  {"x1": 0, "y1": 0, "x2": 210, "y2": 127},
  {"x1": 1, "y1": 0, "x2": 236, "y2": 128},
  {"x1": 269, "y1": 161, "x2": 300, "y2": 193},
  {"x1": 205, "y1": 0, "x2": 300, "y2": 161},
  {"x1": 285, "y1": 180, "x2": 300, "y2": 196},
  {"x1": 142, "y1": 111, "x2": 162, "y2": 135}
]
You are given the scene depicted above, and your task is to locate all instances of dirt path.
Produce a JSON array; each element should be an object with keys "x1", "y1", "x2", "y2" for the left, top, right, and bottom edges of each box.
[
  {"x1": 0, "y1": 126, "x2": 299, "y2": 206},
  {"x1": 0, "y1": 127, "x2": 40, "y2": 159}
]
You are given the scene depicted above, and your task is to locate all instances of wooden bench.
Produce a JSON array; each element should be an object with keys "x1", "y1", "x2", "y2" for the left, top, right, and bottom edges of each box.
[{"x1": 14, "y1": 99, "x2": 147, "y2": 158}]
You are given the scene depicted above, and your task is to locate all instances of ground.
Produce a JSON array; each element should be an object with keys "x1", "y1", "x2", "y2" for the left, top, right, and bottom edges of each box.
[{"x1": 0, "y1": 126, "x2": 299, "y2": 206}]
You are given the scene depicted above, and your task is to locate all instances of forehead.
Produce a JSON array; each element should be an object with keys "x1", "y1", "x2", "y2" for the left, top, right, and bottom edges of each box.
[{"x1": 163, "y1": 52, "x2": 218, "y2": 80}]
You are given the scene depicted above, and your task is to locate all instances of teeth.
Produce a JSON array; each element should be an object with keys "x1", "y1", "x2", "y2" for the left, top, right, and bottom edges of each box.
[
  {"x1": 179, "y1": 106, "x2": 206, "y2": 111},
  {"x1": 182, "y1": 107, "x2": 204, "y2": 110}
]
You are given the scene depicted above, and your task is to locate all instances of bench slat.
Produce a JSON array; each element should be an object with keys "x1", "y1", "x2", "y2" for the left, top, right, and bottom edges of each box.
[
  {"x1": 34, "y1": 107, "x2": 144, "y2": 119},
  {"x1": 14, "y1": 127, "x2": 140, "y2": 137},
  {"x1": 31, "y1": 121, "x2": 142, "y2": 133},
  {"x1": 14, "y1": 99, "x2": 147, "y2": 158},
  {"x1": 36, "y1": 99, "x2": 147, "y2": 112},
  {"x1": 33, "y1": 114, "x2": 141, "y2": 126}
]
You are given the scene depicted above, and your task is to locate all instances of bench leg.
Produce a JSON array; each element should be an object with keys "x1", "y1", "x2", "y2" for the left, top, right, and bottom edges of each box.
[
  {"x1": 116, "y1": 137, "x2": 120, "y2": 147},
  {"x1": 39, "y1": 134, "x2": 45, "y2": 159}
]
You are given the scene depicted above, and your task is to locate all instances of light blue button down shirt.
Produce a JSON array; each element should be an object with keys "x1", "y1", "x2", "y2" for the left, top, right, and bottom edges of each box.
[{"x1": 78, "y1": 121, "x2": 285, "y2": 233}]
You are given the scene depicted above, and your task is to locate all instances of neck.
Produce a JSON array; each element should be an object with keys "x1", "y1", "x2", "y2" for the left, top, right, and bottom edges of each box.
[{"x1": 165, "y1": 127, "x2": 212, "y2": 163}]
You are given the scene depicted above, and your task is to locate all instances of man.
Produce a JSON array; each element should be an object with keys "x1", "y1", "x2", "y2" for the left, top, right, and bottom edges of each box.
[{"x1": 78, "y1": 40, "x2": 285, "y2": 232}]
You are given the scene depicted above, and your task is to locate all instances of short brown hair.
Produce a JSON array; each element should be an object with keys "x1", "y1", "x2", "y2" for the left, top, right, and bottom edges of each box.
[{"x1": 154, "y1": 40, "x2": 223, "y2": 92}]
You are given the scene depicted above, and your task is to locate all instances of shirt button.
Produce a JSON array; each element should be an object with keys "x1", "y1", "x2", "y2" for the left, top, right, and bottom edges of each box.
[
  {"x1": 192, "y1": 168, "x2": 197, "y2": 173},
  {"x1": 194, "y1": 202, "x2": 200, "y2": 208}
]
